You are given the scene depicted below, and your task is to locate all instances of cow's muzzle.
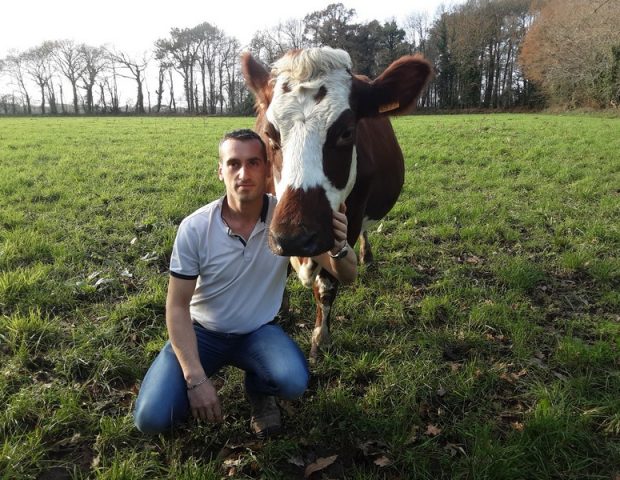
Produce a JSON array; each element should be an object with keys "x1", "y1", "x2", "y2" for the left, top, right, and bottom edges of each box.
[{"x1": 269, "y1": 186, "x2": 334, "y2": 257}]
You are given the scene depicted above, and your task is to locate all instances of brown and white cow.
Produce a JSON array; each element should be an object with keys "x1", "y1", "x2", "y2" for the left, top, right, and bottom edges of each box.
[{"x1": 242, "y1": 47, "x2": 432, "y2": 363}]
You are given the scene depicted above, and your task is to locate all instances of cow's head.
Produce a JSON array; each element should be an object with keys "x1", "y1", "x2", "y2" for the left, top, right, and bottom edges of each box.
[{"x1": 242, "y1": 47, "x2": 432, "y2": 257}]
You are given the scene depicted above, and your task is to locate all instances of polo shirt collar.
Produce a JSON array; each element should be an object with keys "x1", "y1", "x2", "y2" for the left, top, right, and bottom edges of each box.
[
  {"x1": 218, "y1": 194, "x2": 270, "y2": 226},
  {"x1": 260, "y1": 194, "x2": 269, "y2": 223}
]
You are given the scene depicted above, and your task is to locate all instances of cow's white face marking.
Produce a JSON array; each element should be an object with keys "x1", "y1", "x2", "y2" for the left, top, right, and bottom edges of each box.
[{"x1": 266, "y1": 68, "x2": 357, "y2": 209}]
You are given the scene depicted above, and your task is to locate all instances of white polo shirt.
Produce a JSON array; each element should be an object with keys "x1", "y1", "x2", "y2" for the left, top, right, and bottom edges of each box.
[{"x1": 169, "y1": 194, "x2": 289, "y2": 334}]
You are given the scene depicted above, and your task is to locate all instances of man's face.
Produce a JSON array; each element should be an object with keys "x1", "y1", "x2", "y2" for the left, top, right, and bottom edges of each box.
[{"x1": 218, "y1": 138, "x2": 270, "y2": 204}]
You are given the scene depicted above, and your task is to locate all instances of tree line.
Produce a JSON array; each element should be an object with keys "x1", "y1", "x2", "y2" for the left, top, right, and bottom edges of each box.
[{"x1": 1, "y1": 0, "x2": 618, "y2": 115}]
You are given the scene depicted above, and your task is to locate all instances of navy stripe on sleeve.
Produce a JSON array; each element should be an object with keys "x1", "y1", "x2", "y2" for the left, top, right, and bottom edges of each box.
[{"x1": 170, "y1": 271, "x2": 199, "y2": 280}]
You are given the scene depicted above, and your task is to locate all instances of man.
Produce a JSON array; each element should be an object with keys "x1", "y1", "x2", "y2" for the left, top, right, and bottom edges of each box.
[{"x1": 134, "y1": 129, "x2": 357, "y2": 437}]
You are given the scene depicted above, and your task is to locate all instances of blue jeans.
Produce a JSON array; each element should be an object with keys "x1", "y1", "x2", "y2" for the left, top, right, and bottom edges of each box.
[{"x1": 133, "y1": 322, "x2": 309, "y2": 434}]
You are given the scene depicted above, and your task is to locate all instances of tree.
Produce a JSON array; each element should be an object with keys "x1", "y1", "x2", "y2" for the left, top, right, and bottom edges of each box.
[
  {"x1": 303, "y1": 3, "x2": 357, "y2": 49},
  {"x1": 250, "y1": 18, "x2": 309, "y2": 65},
  {"x1": 24, "y1": 42, "x2": 57, "y2": 114},
  {"x1": 376, "y1": 20, "x2": 409, "y2": 72},
  {"x1": 79, "y1": 45, "x2": 107, "y2": 113},
  {"x1": 106, "y1": 49, "x2": 149, "y2": 113},
  {"x1": 54, "y1": 39, "x2": 86, "y2": 113},
  {"x1": 155, "y1": 25, "x2": 205, "y2": 112},
  {"x1": 520, "y1": 0, "x2": 620, "y2": 107},
  {"x1": 422, "y1": 0, "x2": 533, "y2": 110},
  {"x1": 429, "y1": 11, "x2": 457, "y2": 108},
  {"x1": 404, "y1": 11, "x2": 431, "y2": 55},
  {"x1": 348, "y1": 20, "x2": 382, "y2": 77},
  {"x1": 4, "y1": 51, "x2": 32, "y2": 113},
  {"x1": 195, "y1": 23, "x2": 223, "y2": 114},
  {"x1": 100, "y1": 67, "x2": 120, "y2": 114}
]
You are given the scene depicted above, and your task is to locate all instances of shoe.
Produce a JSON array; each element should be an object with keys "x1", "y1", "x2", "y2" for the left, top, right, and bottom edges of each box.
[{"x1": 247, "y1": 391, "x2": 281, "y2": 438}]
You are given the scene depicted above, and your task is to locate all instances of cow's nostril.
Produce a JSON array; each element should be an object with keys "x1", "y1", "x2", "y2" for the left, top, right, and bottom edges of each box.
[
  {"x1": 300, "y1": 231, "x2": 318, "y2": 254},
  {"x1": 270, "y1": 230, "x2": 324, "y2": 257}
]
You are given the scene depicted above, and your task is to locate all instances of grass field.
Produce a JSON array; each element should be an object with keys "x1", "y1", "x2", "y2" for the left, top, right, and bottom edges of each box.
[{"x1": 0, "y1": 113, "x2": 619, "y2": 479}]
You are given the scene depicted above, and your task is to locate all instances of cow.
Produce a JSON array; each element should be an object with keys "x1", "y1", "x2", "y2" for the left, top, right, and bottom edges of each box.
[{"x1": 241, "y1": 47, "x2": 432, "y2": 363}]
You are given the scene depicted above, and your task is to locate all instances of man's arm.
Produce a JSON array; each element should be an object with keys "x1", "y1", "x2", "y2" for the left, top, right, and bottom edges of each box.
[
  {"x1": 166, "y1": 275, "x2": 222, "y2": 422},
  {"x1": 313, "y1": 205, "x2": 358, "y2": 284}
]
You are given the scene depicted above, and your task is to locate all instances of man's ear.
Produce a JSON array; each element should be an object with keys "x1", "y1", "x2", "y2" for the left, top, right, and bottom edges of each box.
[{"x1": 217, "y1": 163, "x2": 223, "y2": 181}]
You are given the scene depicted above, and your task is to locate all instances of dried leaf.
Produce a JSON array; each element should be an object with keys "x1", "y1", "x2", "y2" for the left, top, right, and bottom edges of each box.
[
  {"x1": 358, "y1": 440, "x2": 388, "y2": 457},
  {"x1": 405, "y1": 425, "x2": 420, "y2": 445},
  {"x1": 87, "y1": 271, "x2": 101, "y2": 281},
  {"x1": 511, "y1": 421, "x2": 525, "y2": 431},
  {"x1": 425, "y1": 424, "x2": 442, "y2": 436},
  {"x1": 94, "y1": 277, "x2": 113, "y2": 288},
  {"x1": 287, "y1": 455, "x2": 305, "y2": 467},
  {"x1": 226, "y1": 466, "x2": 237, "y2": 476},
  {"x1": 552, "y1": 371, "x2": 568, "y2": 381},
  {"x1": 374, "y1": 455, "x2": 393, "y2": 467},
  {"x1": 140, "y1": 251, "x2": 158, "y2": 262},
  {"x1": 449, "y1": 362, "x2": 462, "y2": 372},
  {"x1": 436, "y1": 386, "x2": 447, "y2": 397},
  {"x1": 304, "y1": 455, "x2": 338, "y2": 478},
  {"x1": 444, "y1": 443, "x2": 466, "y2": 456},
  {"x1": 465, "y1": 255, "x2": 482, "y2": 264},
  {"x1": 56, "y1": 432, "x2": 81, "y2": 447},
  {"x1": 223, "y1": 458, "x2": 243, "y2": 467}
]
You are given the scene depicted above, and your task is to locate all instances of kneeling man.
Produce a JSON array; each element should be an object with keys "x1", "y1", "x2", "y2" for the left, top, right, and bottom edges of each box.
[{"x1": 134, "y1": 129, "x2": 357, "y2": 437}]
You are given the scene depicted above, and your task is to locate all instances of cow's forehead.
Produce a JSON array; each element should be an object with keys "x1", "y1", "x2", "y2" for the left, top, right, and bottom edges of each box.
[{"x1": 266, "y1": 69, "x2": 352, "y2": 132}]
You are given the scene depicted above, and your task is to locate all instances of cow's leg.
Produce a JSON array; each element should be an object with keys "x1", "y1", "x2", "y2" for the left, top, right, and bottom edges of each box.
[
  {"x1": 309, "y1": 269, "x2": 339, "y2": 365},
  {"x1": 358, "y1": 230, "x2": 374, "y2": 265}
]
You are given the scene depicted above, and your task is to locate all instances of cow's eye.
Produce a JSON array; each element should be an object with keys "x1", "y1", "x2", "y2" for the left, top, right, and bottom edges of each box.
[{"x1": 337, "y1": 127, "x2": 355, "y2": 146}]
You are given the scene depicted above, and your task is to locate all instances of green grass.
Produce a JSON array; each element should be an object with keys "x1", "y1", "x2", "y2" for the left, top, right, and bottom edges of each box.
[{"x1": 0, "y1": 114, "x2": 619, "y2": 478}]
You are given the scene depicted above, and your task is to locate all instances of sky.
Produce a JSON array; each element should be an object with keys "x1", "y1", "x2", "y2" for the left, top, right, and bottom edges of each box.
[{"x1": 1, "y1": 0, "x2": 457, "y2": 57}]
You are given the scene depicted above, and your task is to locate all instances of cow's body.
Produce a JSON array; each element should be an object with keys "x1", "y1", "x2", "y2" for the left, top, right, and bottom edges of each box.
[{"x1": 242, "y1": 48, "x2": 432, "y2": 362}]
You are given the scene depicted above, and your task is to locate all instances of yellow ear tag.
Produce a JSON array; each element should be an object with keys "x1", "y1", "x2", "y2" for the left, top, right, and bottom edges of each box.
[{"x1": 378, "y1": 101, "x2": 400, "y2": 113}]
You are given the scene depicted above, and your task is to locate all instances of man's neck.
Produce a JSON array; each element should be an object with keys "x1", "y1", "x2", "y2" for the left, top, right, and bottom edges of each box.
[{"x1": 222, "y1": 195, "x2": 264, "y2": 224}]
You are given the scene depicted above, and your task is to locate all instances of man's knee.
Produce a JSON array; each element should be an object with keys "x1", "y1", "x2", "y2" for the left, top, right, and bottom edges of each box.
[
  {"x1": 133, "y1": 404, "x2": 174, "y2": 435},
  {"x1": 276, "y1": 368, "x2": 309, "y2": 400}
]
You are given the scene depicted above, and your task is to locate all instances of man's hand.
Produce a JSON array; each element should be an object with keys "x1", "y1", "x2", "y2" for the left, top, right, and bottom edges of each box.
[
  {"x1": 188, "y1": 378, "x2": 223, "y2": 423},
  {"x1": 310, "y1": 203, "x2": 357, "y2": 284},
  {"x1": 330, "y1": 203, "x2": 348, "y2": 255}
]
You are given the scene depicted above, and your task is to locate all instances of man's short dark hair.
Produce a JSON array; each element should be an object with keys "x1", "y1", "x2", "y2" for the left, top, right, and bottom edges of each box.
[{"x1": 219, "y1": 129, "x2": 267, "y2": 163}]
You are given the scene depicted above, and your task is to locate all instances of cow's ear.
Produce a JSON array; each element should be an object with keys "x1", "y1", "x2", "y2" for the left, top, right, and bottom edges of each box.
[
  {"x1": 241, "y1": 52, "x2": 273, "y2": 111},
  {"x1": 352, "y1": 55, "x2": 433, "y2": 118}
]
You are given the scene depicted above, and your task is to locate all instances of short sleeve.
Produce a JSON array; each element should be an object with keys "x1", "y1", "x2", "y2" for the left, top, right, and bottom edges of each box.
[{"x1": 169, "y1": 219, "x2": 200, "y2": 279}]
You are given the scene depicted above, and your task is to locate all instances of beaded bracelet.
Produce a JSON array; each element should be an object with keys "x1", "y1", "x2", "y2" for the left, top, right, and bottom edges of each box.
[{"x1": 186, "y1": 376, "x2": 208, "y2": 391}]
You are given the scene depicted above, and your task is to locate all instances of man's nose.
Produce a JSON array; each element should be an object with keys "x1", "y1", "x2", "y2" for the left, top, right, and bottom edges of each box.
[{"x1": 238, "y1": 164, "x2": 247, "y2": 178}]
